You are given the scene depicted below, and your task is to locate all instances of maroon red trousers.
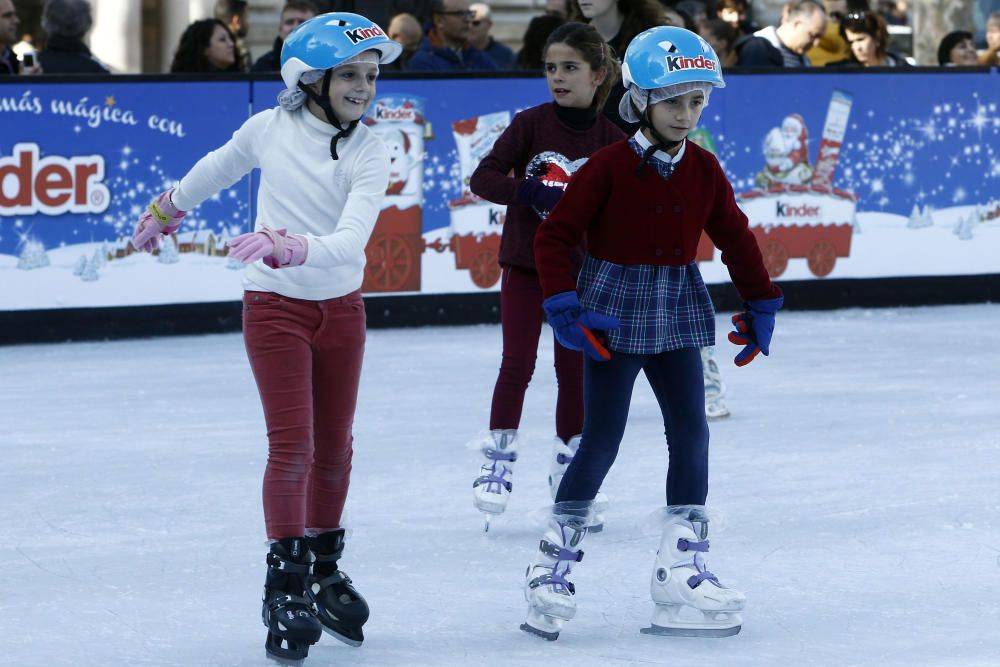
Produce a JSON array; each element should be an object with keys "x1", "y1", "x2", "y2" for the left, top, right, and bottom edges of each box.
[{"x1": 242, "y1": 290, "x2": 365, "y2": 540}]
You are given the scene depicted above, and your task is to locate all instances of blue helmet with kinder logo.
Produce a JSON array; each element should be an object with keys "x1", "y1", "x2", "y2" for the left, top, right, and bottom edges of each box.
[
  {"x1": 280, "y1": 12, "x2": 402, "y2": 90},
  {"x1": 621, "y1": 26, "x2": 724, "y2": 92}
]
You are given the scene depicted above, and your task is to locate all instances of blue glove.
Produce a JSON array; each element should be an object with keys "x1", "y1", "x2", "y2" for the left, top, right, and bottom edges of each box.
[
  {"x1": 728, "y1": 296, "x2": 784, "y2": 366},
  {"x1": 516, "y1": 179, "x2": 564, "y2": 215},
  {"x1": 543, "y1": 291, "x2": 621, "y2": 362}
]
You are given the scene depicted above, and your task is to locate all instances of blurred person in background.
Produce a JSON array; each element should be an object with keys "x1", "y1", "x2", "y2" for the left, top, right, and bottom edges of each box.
[
  {"x1": 661, "y1": 2, "x2": 697, "y2": 30},
  {"x1": 567, "y1": 0, "x2": 666, "y2": 133},
  {"x1": 737, "y1": 0, "x2": 827, "y2": 67},
  {"x1": 979, "y1": 10, "x2": 1000, "y2": 66},
  {"x1": 385, "y1": 12, "x2": 424, "y2": 70},
  {"x1": 514, "y1": 11, "x2": 567, "y2": 69},
  {"x1": 216, "y1": 0, "x2": 249, "y2": 70},
  {"x1": 547, "y1": 0, "x2": 570, "y2": 17},
  {"x1": 38, "y1": 0, "x2": 109, "y2": 74},
  {"x1": 827, "y1": 10, "x2": 907, "y2": 67},
  {"x1": 806, "y1": 0, "x2": 850, "y2": 66},
  {"x1": 876, "y1": 0, "x2": 907, "y2": 25},
  {"x1": 170, "y1": 18, "x2": 241, "y2": 73},
  {"x1": 408, "y1": 0, "x2": 498, "y2": 72},
  {"x1": 716, "y1": 0, "x2": 757, "y2": 36},
  {"x1": 319, "y1": 2, "x2": 433, "y2": 30},
  {"x1": 252, "y1": 0, "x2": 318, "y2": 72},
  {"x1": 937, "y1": 29, "x2": 978, "y2": 66},
  {"x1": 699, "y1": 17, "x2": 739, "y2": 67},
  {"x1": 469, "y1": 3, "x2": 515, "y2": 68},
  {"x1": 0, "y1": 0, "x2": 24, "y2": 75}
]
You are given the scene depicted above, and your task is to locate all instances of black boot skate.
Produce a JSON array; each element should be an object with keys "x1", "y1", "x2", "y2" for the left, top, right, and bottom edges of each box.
[
  {"x1": 306, "y1": 529, "x2": 369, "y2": 646},
  {"x1": 262, "y1": 538, "x2": 323, "y2": 665}
]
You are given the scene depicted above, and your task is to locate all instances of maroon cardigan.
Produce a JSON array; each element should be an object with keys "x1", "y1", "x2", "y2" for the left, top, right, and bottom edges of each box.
[
  {"x1": 469, "y1": 102, "x2": 625, "y2": 272},
  {"x1": 535, "y1": 139, "x2": 780, "y2": 301}
]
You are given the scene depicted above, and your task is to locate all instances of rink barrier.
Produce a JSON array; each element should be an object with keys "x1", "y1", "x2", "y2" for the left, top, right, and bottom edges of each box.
[
  {"x1": 1, "y1": 274, "x2": 996, "y2": 345},
  {"x1": 1, "y1": 69, "x2": 998, "y2": 344}
]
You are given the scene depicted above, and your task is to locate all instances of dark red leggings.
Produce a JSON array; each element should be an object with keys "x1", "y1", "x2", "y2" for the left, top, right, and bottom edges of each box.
[
  {"x1": 490, "y1": 266, "x2": 584, "y2": 442},
  {"x1": 242, "y1": 290, "x2": 365, "y2": 540}
]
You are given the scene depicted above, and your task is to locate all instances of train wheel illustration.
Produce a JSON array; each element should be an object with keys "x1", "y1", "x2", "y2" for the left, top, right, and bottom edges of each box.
[
  {"x1": 762, "y1": 241, "x2": 789, "y2": 278},
  {"x1": 807, "y1": 240, "x2": 837, "y2": 277},
  {"x1": 365, "y1": 234, "x2": 413, "y2": 292},
  {"x1": 469, "y1": 248, "x2": 500, "y2": 288}
]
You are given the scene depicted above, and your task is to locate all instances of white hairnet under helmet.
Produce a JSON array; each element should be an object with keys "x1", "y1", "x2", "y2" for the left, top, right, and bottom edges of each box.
[{"x1": 618, "y1": 25, "x2": 725, "y2": 123}]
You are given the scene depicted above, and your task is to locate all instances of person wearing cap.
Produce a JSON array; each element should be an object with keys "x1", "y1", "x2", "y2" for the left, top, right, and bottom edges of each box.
[
  {"x1": 521, "y1": 25, "x2": 783, "y2": 642},
  {"x1": 130, "y1": 12, "x2": 402, "y2": 664}
]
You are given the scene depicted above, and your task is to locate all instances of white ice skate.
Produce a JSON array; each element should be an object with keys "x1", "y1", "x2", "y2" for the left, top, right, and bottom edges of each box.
[
  {"x1": 641, "y1": 506, "x2": 745, "y2": 638},
  {"x1": 521, "y1": 504, "x2": 590, "y2": 641},
  {"x1": 701, "y1": 347, "x2": 730, "y2": 420},
  {"x1": 548, "y1": 435, "x2": 609, "y2": 531},
  {"x1": 472, "y1": 429, "x2": 518, "y2": 531}
]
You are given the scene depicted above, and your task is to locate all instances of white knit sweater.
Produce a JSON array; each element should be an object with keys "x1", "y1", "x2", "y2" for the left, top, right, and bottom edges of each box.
[{"x1": 173, "y1": 106, "x2": 390, "y2": 300}]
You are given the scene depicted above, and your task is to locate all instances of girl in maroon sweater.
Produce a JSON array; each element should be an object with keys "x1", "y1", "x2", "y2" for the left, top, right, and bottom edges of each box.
[
  {"x1": 468, "y1": 22, "x2": 625, "y2": 531},
  {"x1": 521, "y1": 26, "x2": 783, "y2": 641}
]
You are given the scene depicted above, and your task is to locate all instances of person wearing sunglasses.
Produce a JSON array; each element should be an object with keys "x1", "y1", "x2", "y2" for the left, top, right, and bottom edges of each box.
[
  {"x1": 468, "y1": 2, "x2": 515, "y2": 69},
  {"x1": 407, "y1": 0, "x2": 500, "y2": 71}
]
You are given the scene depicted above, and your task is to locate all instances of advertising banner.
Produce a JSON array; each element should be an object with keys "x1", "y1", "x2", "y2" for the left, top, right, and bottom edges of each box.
[{"x1": 2, "y1": 71, "x2": 998, "y2": 312}]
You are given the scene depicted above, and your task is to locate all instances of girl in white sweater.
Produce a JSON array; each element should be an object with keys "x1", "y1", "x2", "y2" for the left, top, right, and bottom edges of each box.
[{"x1": 132, "y1": 13, "x2": 399, "y2": 664}]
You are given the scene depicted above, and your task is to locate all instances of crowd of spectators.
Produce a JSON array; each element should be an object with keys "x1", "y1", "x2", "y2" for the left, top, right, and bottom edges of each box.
[{"x1": 0, "y1": 0, "x2": 997, "y2": 78}]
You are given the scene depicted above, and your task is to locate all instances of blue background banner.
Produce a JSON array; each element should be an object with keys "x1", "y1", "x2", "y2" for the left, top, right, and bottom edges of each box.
[{"x1": 1, "y1": 71, "x2": 998, "y2": 311}]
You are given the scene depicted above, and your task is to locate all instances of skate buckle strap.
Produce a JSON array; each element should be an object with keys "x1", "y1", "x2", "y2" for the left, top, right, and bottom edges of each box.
[
  {"x1": 555, "y1": 452, "x2": 573, "y2": 465},
  {"x1": 267, "y1": 552, "x2": 310, "y2": 574},
  {"x1": 530, "y1": 570, "x2": 576, "y2": 595},
  {"x1": 485, "y1": 448, "x2": 518, "y2": 462},
  {"x1": 473, "y1": 472, "x2": 512, "y2": 493},
  {"x1": 677, "y1": 538, "x2": 709, "y2": 553},
  {"x1": 539, "y1": 539, "x2": 583, "y2": 563},
  {"x1": 687, "y1": 569, "x2": 720, "y2": 589},
  {"x1": 266, "y1": 592, "x2": 313, "y2": 612}
]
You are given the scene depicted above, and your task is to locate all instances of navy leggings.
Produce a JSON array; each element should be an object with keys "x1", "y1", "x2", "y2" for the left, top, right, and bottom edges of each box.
[{"x1": 554, "y1": 346, "x2": 709, "y2": 507}]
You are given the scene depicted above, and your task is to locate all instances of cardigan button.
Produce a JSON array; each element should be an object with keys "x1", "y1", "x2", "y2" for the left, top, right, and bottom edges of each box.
[
  {"x1": 674, "y1": 248, "x2": 682, "y2": 256},
  {"x1": 655, "y1": 248, "x2": 663, "y2": 257},
  {"x1": 655, "y1": 205, "x2": 663, "y2": 214},
  {"x1": 673, "y1": 205, "x2": 682, "y2": 213}
]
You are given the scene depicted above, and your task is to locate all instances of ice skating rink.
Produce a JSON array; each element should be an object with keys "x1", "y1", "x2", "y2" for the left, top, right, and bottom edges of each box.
[{"x1": 2, "y1": 303, "x2": 998, "y2": 667}]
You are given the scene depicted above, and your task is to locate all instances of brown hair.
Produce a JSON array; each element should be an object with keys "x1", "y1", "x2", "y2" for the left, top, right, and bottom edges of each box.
[
  {"x1": 840, "y1": 10, "x2": 889, "y2": 61},
  {"x1": 543, "y1": 22, "x2": 622, "y2": 110}
]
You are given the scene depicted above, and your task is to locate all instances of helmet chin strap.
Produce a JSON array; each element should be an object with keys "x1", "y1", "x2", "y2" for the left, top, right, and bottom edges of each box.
[
  {"x1": 298, "y1": 70, "x2": 359, "y2": 160},
  {"x1": 633, "y1": 91, "x2": 682, "y2": 176}
]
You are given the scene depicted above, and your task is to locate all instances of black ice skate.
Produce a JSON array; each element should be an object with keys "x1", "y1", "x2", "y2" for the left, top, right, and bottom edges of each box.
[
  {"x1": 262, "y1": 538, "x2": 323, "y2": 666},
  {"x1": 306, "y1": 529, "x2": 370, "y2": 647}
]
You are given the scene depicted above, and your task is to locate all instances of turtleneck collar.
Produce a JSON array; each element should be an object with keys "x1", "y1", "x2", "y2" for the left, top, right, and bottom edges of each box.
[{"x1": 553, "y1": 102, "x2": 598, "y2": 131}]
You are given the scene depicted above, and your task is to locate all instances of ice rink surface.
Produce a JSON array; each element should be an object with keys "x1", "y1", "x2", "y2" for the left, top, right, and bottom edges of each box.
[{"x1": 2, "y1": 303, "x2": 998, "y2": 667}]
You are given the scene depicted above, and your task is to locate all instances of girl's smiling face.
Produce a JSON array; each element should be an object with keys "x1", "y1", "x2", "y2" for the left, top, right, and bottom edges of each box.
[
  {"x1": 544, "y1": 41, "x2": 605, "y2": 109},
  {"x1": 311, "y1": 60, "x2": 379, "y2": 124},
  {"x1": 644, "y1": 89, "x2": 706, "y2": 149}
]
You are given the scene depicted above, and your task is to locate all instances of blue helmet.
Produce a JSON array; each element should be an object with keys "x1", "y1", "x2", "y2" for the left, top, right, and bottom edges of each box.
[
  {"x1": 621, "y1": 26, "x2": 725, "y2": 91},
  {"x1": 280, "y1": 12, "x2": 403, "y2": 89}
]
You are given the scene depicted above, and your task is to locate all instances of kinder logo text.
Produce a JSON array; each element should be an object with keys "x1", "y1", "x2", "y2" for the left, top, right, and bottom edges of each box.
[
  {"x1": 0, "y1": 143, "x2": 111, "y2": 215},
  {"x1": 666, "y1": 55, "x2": 716, "y2": 72},
  {"x1": 775, "y1": 201, "x2": 821, "y2": 218},
  {"x1": 345, "y1": 25, "x2": 386, "y2": 45},
  {"x1": 373, "y1": 104, "x2": 417, "y2": 122}
]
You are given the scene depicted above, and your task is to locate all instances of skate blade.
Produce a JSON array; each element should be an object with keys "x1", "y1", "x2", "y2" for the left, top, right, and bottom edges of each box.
[
  {"x1": 641, "y1": 623, "x2": 741, "y2": 638},
  {"x1": 320, "y1": 624, "x2": 364, "y2": 647},
  {"x1": 265, "y1": 635, "x2": 310, "y2": 666},
  {"x1": 642, "y1": 605, "x2": 742, "y2": 638},
  {"x1": 521, "y1": 606, "x2": 562, "y2": 641},
  {"x1": 520, "y1": 621, "x2": 559, "y2": 641}
]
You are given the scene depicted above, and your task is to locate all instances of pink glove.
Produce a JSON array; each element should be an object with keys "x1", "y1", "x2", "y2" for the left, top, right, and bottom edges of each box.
[
  {"x1": 133, "y1": 189, "x2": 186, "y2": 252},
  {"x1": 227, "y1": 227, "x2": 308, "y2": 268}
]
